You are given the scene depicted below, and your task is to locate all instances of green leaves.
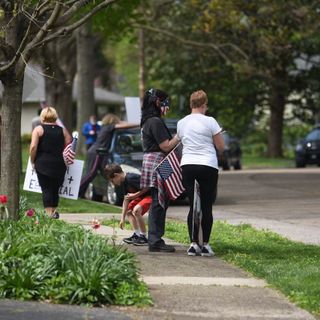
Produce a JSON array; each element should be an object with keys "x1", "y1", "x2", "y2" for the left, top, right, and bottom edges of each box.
[{"x1": 0, "y1": 218, "x2": 151, "y2": 306}]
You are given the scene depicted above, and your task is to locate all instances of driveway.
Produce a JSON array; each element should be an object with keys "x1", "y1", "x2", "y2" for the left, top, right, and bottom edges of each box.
[{"x1": 167, "y1": 168, "x2": 320, "y2": 245}]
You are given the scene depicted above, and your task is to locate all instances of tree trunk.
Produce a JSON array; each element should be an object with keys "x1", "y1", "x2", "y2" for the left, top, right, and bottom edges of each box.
[
  {"x1": 76, "y1": 22, "x2": 95, "y2": 156},
  {"x1": 42, "y1": 38, "x2": 76, "y2": 134},
  {"x1": 267, "y1": 84, "x2": 285, "y2": 157},
  {"x1": 45, "y1": 76, "x2": 73, "y2": 132},
  {"x1": 0, "y1": 78, "x2": 23, "y2": 219},
  {"x1": 138, "y1": 28, "x2": 146, "y2": 100}
]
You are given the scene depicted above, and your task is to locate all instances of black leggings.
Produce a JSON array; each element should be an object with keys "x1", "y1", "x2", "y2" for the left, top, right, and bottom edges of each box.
[
  {"x1": 78, "y1": 154, "x2": 102, "y2": 198},
  {"x1": 37, "y1": 172, "x2": 64, "y2": 208},
  {"x1": 182, "y1": 165, "x2": 218, "y2": 243}
]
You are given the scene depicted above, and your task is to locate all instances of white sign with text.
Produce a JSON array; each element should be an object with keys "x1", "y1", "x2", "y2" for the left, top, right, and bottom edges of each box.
[
  {"x1": 23, "y1": 158, "x2": 84, "y2": 200},
  {"x1": 125, "y1": 97, "x2": 141, "y2": 123}
]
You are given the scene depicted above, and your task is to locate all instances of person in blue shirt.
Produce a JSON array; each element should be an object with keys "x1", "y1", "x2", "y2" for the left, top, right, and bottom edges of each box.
[{"x1": 82, "y1": 115, "x2": 101, "y2": 150}]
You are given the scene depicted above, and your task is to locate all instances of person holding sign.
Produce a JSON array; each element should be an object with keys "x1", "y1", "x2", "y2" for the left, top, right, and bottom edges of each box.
[
  {"x1": 177, "y1": 90, "x2": 224, "y2": 257},
  {"x1": 140, "y1": 88, "x2": 180, "y2": 253},
  {"x1": 29, "y1": 107, "x2": 72, "y2": 219}
]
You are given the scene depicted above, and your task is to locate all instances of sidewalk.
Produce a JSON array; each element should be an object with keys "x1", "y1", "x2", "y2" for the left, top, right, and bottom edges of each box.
[{"x1": 60, "y1": 213, "x2": 316, "y2": 320}]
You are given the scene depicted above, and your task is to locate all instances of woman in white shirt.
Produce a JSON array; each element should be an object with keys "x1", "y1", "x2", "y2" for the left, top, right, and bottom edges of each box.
[{"x1": 177, "y1": 90, "x2": 224, "y2": 257}]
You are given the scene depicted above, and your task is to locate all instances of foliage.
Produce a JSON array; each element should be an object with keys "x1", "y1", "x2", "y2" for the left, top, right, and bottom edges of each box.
[
  {"x1": 21, "y1": 134, "x2": 32, "y2": 144},
  {"x1": 107, "y1": 35, "x2": 140, "y2": 96},
  {"x1": 0, "y1": 213, "x2": 151, "y2": 306},
  {"x1": 136, "y1": 0, "x2": 320, "y2": 154},
  {"x1": 164, "y1": 220, "x2": 320, "y2": 316}
]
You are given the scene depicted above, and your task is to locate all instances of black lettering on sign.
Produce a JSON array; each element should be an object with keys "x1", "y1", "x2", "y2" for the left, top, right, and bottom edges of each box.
[
  {"x1": 59, "y1": 186, "x2": 74, "y2": 197},
  {"x1": 29, "y1": 179, "x2": 40, "y2": 189}
]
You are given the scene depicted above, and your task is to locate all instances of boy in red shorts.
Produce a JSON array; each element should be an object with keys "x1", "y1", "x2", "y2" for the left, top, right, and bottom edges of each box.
[{"x1": 104, "y1": 164, "x2": 151, "y2": 246}]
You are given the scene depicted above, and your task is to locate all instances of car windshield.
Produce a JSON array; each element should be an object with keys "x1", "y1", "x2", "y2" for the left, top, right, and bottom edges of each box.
[
  {"x1": 306, "y1": 128, "x2": 320, "y2": 141},
  {"x1": 114, "y1": 131, "x2": 143, "y2": 154}
]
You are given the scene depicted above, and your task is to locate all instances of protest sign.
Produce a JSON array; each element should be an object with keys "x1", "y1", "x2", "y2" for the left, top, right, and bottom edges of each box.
[
  {"x1": 23, "y1": 158, "x2": 84, "y2": 200},
  {"x1": 125, "y1": 97, "x2": 141, "y2": 123}
]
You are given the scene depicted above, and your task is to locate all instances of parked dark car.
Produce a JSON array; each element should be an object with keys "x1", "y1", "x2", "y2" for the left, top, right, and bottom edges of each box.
[
  {"x1": 85, "y1": 127, "x2": 143, "y2": 205},
  {"x1": 217, "y1": 132, "x2": 242, "y2": 170},
  {"x1": 295, "y1": 125, "x2": 320, "y2": 167}
]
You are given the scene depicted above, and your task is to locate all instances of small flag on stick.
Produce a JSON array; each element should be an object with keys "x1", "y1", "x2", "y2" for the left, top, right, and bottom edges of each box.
[{"x1": 156, "y1": 144, "x2": 185, "y2": 200}]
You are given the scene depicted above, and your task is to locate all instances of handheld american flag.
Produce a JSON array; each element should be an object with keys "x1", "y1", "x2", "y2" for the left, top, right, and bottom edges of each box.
[
  {"x1": 156, "y1": 144, "x2": 185, "y2": 200},
  {"x1": 63, "y1": 132, "x2": 78, "y2": 166}
]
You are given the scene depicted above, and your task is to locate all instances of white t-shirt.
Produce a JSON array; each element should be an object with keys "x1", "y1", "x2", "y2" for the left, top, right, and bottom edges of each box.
[{"x1": 177, "y1": 113, "x2": 222, "y2": 169}]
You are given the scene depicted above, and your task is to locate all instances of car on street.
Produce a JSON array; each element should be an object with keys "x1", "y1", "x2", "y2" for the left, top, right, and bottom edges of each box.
[
  {"x1": 295, "y1": 125, "x2": 320, "y2": 167},
  {"x1": 85, "y1": 127, "x2": 143, "y2": 205},
  {"x1": 217, "y1": 132, "x2": 242, "y2": 170}
]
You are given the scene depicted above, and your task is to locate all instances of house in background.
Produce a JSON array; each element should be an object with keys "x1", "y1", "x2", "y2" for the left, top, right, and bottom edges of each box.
[{"x1": 0, "y1": 65, "x2": 125, "y2": 135}]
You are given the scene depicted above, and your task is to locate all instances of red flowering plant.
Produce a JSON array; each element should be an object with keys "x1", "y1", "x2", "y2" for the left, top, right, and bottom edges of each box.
[
  {"x1": 91, "y1": 218, "x2": 101, "y2": 230},
  {"x1": 0, "y1": 194, "x2": 9, "y2": 219},
  {"x1": 24, "y1": 208, "x2": 41, "y2": 225}
]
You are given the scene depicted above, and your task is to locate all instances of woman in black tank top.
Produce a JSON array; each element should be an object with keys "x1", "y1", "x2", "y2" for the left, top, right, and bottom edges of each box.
[{"x1": 29, "y1": 107, "x2": 71, "y2": 218}]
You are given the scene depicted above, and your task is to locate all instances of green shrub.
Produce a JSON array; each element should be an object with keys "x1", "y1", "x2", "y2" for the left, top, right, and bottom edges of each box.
[
  {"x1": 0, "y1": 215, "x2": 151, "y2": 306},
  {"x1": 21, "y1": 134, "x2": 32, "y2": 144}
]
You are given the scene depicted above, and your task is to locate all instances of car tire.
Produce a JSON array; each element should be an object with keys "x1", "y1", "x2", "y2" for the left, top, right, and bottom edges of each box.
[
  {"x1": 222, "y1": 161, "x2": 230, "y2": 170},
  {"x1": 295, "y1": 158, "x2": 306, "y2": 168},
  {"x1": 106, "y1": 181, "x2": 123, "y2": 206},
  {"x1": 85, "y1": 183, "x2": 103, "y2": 202},
  {"x1": 233, "y1": 160, "x2": 242, "y2": 170}
]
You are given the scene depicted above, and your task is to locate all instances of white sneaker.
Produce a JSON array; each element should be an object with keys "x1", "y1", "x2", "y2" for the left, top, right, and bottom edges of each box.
[
  {"x1": 201, "y1": 244, "x2": 215, "y2": 257},
  {"x1": 187, "y1": 243, "x2": 202, "y2": 256}
]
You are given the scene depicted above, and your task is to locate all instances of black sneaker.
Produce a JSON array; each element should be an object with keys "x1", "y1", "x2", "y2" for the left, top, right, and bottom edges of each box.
[
  {"x1": 123, "y1": 233, "x2": 139, "y2": 244},
  {"x1": 133, "y1": 235, "x2": 148, "y2": 246},
  {"x1": 149, "y1": 243, "x2": 175, "y2": 252},
  {"x1": 50, "y1": 212, "x2": 60, "y2": 219}
]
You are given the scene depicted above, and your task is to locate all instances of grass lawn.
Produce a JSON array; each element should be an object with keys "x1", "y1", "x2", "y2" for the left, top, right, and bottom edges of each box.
[
  {"x1": 103, "y1": 218, "x2": 320, "y2": 316},
  {"x1": 21, "y1": 186, "x2": 121, "y2": 214},
  {"x1": 242, "y1": 154, "x2": 295, "y2": 169}
]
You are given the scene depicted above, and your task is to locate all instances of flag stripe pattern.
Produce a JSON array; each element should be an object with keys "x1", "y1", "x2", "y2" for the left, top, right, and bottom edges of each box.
[
  {"x1": 63, "y1": 143, "x2": 76, "y2": 166},
  {"x1": 156, "y1": 149, "x2": 185, "y2": 200}
]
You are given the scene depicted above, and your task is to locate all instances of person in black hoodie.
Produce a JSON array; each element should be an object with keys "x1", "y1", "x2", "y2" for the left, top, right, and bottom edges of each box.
[{"x1": 140, "y1": 88, "x2": 179, "y2": 252}]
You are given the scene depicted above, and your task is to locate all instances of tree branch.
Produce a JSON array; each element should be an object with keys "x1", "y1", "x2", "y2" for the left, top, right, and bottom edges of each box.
[
  {"x1": 33, "y1": 0, "x2": 116, "y2": 48},
  {"x1": 58, "y1": 0, "x2": 92, "y2": 25},
  {"x1": 21, "y1": 2, "x2": 62, "y2": 65},
  {"x1": 134, "y1": 24, "x2": 248, "y2": 64},
  {"x1": 0, "y1": 1, "x2": 53, "y2": 74}
]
